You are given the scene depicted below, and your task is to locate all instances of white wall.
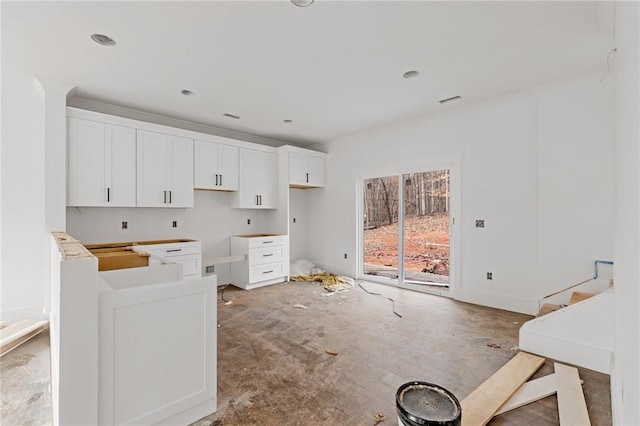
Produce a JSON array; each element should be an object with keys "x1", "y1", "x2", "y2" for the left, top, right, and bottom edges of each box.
[
  {"x1": 66, "y1": 191, "x2": 271, "y2": 285},
  {"x1": 1, "y1": 76, "x2": 47, "y2": 321},
  {"x1": 289, "y1": 188, "x2": 311, "y2": 261},
  {"x1": 309, "y1": 79, "x2": 615, "y2": 315},
  {"x1": 612, "y1": 2, "x2": 640, "y2": 424}
]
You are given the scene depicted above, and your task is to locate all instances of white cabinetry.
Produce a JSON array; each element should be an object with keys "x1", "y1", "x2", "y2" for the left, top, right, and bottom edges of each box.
[
  {"x1": 137, "y1": 130, "x2": 194, "y2": 208},
  {"x1": 289, "y1": 151, "x2": 326, "y2": 188},
  {"x1": 68, "y1": 117, "x2": 136, "y2": 207},
  {"x1": 230, "y1": 235, "x2": 289, "y2": 289},
  {"x1": 133, "y1": 240, "x2": 202, "y2": 279},
  {"x1": 232, "y1": 148, "x2": 278, "y2": 209},
  {"x1": 194, "y1": 139, "x2": 239, "y2": 191}
]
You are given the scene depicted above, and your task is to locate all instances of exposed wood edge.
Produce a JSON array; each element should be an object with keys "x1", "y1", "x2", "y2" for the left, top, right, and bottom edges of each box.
[
  {"x1": 52, "y1": 232, "x2": 93, "y2": 260},
  {"x1": 461, "y1": 352, "x2": 545, "y2": 426},
  {"x1": 555, "y1": 363, "x2": 591, "y2": 426},
  {"x1": 495, "y1": 374, "x2": 557, "y2": 415}
]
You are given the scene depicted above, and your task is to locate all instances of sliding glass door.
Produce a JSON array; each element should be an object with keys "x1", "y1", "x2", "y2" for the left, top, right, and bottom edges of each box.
[{"x1": 361, "y1": 168, "x2": 453, "y2": 293}]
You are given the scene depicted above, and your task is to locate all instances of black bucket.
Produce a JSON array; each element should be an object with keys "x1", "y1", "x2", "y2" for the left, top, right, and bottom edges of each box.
[{"x1": 396, "y1": 381, "x2": 461, "y2": 426}]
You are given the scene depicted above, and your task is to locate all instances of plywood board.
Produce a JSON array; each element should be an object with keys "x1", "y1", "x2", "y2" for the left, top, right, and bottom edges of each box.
[
  {"x1": 555, "y1": 363, "x2": 591, "y2": 426},
  {"x1": 461, "y1": 352, "x2": 545, "y2": 426},
  {"x1": 569, "y1": 292, "x2": 594, "y2": 305},
  {"x1": 495, "y1": 374, "x2": 557, "y2": 415},
  {"x1": 537, "y1": 303, "x2": 563, "y2": 317}
]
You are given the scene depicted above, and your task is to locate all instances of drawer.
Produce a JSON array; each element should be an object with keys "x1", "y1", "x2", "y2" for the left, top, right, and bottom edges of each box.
[
  {"x1": 248, "y1": 246, "x2": 285, "y2": 266},
  {"x1": 247, "y1": 236, "x2": 285, "y2": 249},
  {"x1": 149, "y1": 253, "x2": 201, "y2": 277},
  {"x1": 142, "y1": 243, "x2": 200, "y2": 257},
  {"x1": 249, "y1": 263, "x2": 284, "y2": 284}
]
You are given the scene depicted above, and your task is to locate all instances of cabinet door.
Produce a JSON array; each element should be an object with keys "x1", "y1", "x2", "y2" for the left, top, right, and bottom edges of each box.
[
  {"x1": 234, "y1": 148, "x2": 258, "y2": 207},
  {"x1": 165, "y1": 135, "x2": 193, "y2": 208},
  {"x1": 289, "y1": 152, "x2": 308, "y2": 187},
  {"x1": 194, "y1": 140, "x2": 218, "y2": 190},
  {"x1": 136, "y1": 130, "x2": 166, "y2": 207},
  {"x1": 217, "y1": 144, "x2": 239, "y2": 191},
  {"x1": 105, "y1": 124, "x2": 136, "y2": 207},
  {"x1": 68, "y1": 117, "x2": 105, "y2": 206},
  {"x1": 307, "y1": 155, "x2": 326, "y2": 187},
  {"x1": 256, "y1": 151, "x2": 278, "y2": 208}
]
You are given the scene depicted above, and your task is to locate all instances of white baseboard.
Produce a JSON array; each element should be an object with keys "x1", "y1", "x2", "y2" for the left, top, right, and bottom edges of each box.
[
  {"x1": 0, "y1": 305, "x2": 48, "y2": 323},
  {"x1": 454, "y1": 287, "x2": 539, "y2": 315}
]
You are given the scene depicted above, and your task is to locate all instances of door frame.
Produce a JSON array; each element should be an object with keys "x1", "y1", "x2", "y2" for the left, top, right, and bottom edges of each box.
[{"x1": 356, "y1": 163, "x2": 460, "y2": 298}]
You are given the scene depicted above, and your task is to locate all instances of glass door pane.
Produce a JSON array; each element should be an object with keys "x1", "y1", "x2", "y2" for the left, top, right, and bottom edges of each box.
[
  {"x1": 363, "y1": 175, "x2": 399, "y2": 281},
  {"x1": 402, "y1": 170, "x2": 450, "y2": 287}
]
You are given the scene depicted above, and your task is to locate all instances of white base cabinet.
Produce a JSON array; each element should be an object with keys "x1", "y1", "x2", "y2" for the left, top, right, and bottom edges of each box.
[
  {"x1": 230, "y1": 235, "x2": 289, "y2": 289},
  {"x1": 133, "y1": 240, "x2": 202, "y2": 279}
]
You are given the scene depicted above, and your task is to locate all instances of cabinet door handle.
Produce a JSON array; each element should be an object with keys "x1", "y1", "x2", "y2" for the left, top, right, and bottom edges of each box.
[
  {"x1": 306, "y1": 172, "x2": 309, "y2": 183},
  {"x1": 256, "y1": 195, "x2": 259, "y2": 205},
  {"x1": 169, "y1": 191, "x2": 172, "y2": 204},
  {"x1": 164, "y1": 190, "x2": 167, "y2": 204},
  {"x1": 215, "y1": 174, "x2": 219, "y2": 186},
  {"x1": 262, "y1": 253, "x2": 274, "y2": 257},
  {"x1": 220, "y1": 174, "x2": 223, "y2": 186},
  {"x1": 259, "y1": 195, "x2": 262, "y2": 205},
  {"x1": 166, "y1": 249, "x2": 182, "y2": 253},
  {"x1": 107, "y1": 187, "x2": 110, "y2": 202},
  {"x1": 263, "y1": 270, "x2": 274, "y2": 274}
]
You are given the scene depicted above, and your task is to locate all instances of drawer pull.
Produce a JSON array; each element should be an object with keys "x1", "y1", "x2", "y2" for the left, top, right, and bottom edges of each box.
[
  {"x1": 263, "y1": 270, "x2": 274, "y2": 274},
  {"x1": 262, "y1": 241, "x2": 274, "y2": 244},
  {"x1": 262, "y1": 253, "x2": 274, "y2": 257},
  {"x1": 166, "y1": 249, "x2": 182, "y2": 252}
]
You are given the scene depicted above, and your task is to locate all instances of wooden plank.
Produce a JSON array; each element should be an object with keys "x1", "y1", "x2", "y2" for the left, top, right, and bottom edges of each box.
[
  {"x1": 569, "y1": 292, "x2": 594, "y2": 305},
  {"x1": 495, "y1": 374, "x2": 557, "y2": 415},
  {"x1": 537, "y1": 303, "x2": 563, "y2": 317},
  {"x1": 461, "y1": 352, "x2": 545, "y2": 426},
  {"x1": 555, "y1": 363, "x2": 591, "y2": 426},
  {"x1": 0, "y1": 319, "x2": 48, "y2": 357},
  {"x1": 0, "y1": 327, "x2": 46, "y2": 357}
]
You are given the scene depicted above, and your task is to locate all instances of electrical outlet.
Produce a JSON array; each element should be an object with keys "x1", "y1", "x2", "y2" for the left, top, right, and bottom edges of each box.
[
  {"x1": 247, "y1": 219, "x2": 251, "y2": 225},
  {"x1": 486, "y1": 272, "x2": 493, "y2": 280},
  {"x1": 205, "y1": 265, "x2": 215, "y2": 274},
  {"x1": 293, "y1": 218, "x2": 296, "y2": 223},
  {"x1": 172, "y1": 221, "x2": 177, "y2": 228},
  {"x1": 476, "y1": 219, "x2": 485, "y2": 228},
  {"x1": 344, "y1": 253, "x2": 348, "y2": 259},
  {"x1": 121, "y1": 221, "x2": 128, "y2": 229}
]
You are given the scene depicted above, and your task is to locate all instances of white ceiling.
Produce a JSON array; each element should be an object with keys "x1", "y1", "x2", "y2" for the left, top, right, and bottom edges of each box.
[{"x1": 3, "y1": 1, "x2": 614, "y2": 146}]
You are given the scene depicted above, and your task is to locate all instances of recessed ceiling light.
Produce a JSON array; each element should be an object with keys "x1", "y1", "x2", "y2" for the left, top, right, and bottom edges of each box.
[
  {"x1": 90, "y1": 34, "x2": 116, "y2": 46},
  {"x1": 181, "y1": 89, "x2": 196, "y2": 96},
  {"x1": 283, "y1": 119, "x2": 293, "y2": 124},
  {"x1": 223, "y1": 113, "x2": 241, "y2": 120},
  {"x1": 403, "y1": 70, "x2": 420, "y2": 79},
  {"x1": 438, "y1": 95, "x2": 462, "y2": 104},
  {"x1": 291, "y1": 0, "x2": 314, "y2": 7}
]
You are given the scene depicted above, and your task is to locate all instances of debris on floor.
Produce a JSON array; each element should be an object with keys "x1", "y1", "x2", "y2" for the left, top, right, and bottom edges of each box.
[
  {"x1": 373, "y1": 412, "x2": 386, "y2": 425},
  {"x1": 486, "y1": 342, "x2": 501, "y2": 349},
  {"x1": 325, "y1": 348, "x2": 338, "y2": 355},
  {"x1": 290, "y1": 259, "x2": 355, "y2": 292},
  {"x1": 293, "y1": 303, "x2": 309, "y2": 309}
]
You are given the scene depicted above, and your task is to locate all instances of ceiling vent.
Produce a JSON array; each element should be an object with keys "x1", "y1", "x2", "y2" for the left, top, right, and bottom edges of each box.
[
  {"x1": 222, "y1": 113, "x2": 241, "y2": 120},
  {"x1": 90, "y1": 34, "x2": 116, "y2": 46},
  {"x1": 438, "y1": 95, "x2": 462, "y2": 104}
]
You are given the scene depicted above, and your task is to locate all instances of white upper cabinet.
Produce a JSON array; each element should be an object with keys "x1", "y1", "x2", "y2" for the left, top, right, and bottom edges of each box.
[
  {"x1": 232, "y1": 148, "x2": 278, "y2": 209},
  {"x1": 68, "y1": 117, "x2": 136, "y2": 207},
  {"x1": 137, "y1": 130, "x2": 194, "y2": 208},
  {"x1": 289, "y1": 151, "x2": 326, "y2": 188},
  {"x1": 194, "y1": 139, "x2": 239, "y2": 191}
]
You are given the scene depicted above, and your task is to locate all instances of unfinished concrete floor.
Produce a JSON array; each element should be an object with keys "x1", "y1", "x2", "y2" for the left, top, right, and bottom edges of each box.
[
  {"x1": 0, "y1": 330, "x2": 52, "y2": 426},
  {"x1": 193, "y1": 280, "x2": 611, "y2": 426}
]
